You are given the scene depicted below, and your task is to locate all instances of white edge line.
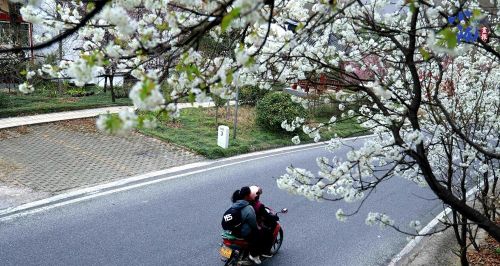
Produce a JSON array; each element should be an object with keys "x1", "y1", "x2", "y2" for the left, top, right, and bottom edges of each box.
[
  {"x1": 388, "y1": 178, "x2": 489, "y2": 266},
  {"x1": 0, "y1": 134, "x2": 373, "y2": 220}
]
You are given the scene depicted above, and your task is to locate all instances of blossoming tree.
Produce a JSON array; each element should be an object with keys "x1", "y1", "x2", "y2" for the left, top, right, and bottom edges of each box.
[{"x1": 2, "y1": 0, "x2": 498, "y2": 264}]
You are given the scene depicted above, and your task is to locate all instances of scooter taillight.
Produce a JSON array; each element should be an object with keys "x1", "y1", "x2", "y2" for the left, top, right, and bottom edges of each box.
[{"x1": 223, "y1": 239, "x2": 233, "y2": 246}]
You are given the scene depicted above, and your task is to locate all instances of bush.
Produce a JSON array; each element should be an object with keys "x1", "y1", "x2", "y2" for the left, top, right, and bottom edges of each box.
[
  {"x1": 239, "y1": 86, "x2": 270, "y2": 106},
  {"x1": 112, "y1": 86, "x2": 129, "y2": 98},
  {"x1": 213, "y1": 94, "x2": 227, "y2": 108},
  {"x1": 311, "y1": 104, "x2": 340, "y2": 118},
  {"x1": 0, "y1": 92, "x2": 10, "y2": 108},
  {"x1": 66, "y1": 88, "x2": 95, "y2": 97},
  {"x1": 34, "y1": 80, "x2": 59, "y2": 97},
  {"x1": 256, "y1": 92, "x2": 307, "y2": 132}
]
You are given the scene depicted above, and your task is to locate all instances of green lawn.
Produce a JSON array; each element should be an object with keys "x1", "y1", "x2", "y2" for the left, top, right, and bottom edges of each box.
[
  {"x1": 140, "y1": 106, "x2": 367, "y2": 159},
  {"x1": 0, "y1": 89, "x2": 131, "y2": 118}
]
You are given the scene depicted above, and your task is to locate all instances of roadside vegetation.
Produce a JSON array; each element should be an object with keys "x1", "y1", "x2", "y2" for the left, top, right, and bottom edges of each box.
[
  {"x1": 0, "y1": 84, "x2": 130, "y2": 118},
  {"x1": 140, "y1": 91, "x2": 366, "y2": 159}
]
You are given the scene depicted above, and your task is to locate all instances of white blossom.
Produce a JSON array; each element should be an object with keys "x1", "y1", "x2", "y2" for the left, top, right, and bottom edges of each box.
[
  {"x1": 129, "y1": 78, "x2": 165, "y2": 111},
  {"x1": 18, "y1": 82, "x2": 34, "y2": 94},
  {"x1": 336, "y1": 209, "x2": 347, "y2": 222}
]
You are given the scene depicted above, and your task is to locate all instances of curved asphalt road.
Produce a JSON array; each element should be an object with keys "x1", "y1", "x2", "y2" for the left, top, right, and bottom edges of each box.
[{"x1": 0, "y1": 138, "x2": 443, "y2": 266}]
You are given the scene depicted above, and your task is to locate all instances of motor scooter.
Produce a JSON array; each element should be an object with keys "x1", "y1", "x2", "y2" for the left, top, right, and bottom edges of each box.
[{"x1": 219, "y1": 207, "x2": 287, "y2": 266}]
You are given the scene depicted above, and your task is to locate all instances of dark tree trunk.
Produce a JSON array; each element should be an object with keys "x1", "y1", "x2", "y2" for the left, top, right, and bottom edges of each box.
[
  {"x1": 103, "y1": 75, "x2": 108, "y2": 93},
  {"x1": 109, "y1": 74, "x2": 115, "y2": 103},
  {"x1": 459, "y1": 216, "x2": 469, "y2": 266},
  {"x1": 215, "y1": 106, "x2": 219, "y2": 130},
  {"x1": 57, "y1": 0, "x2": 63, "y2": 94},
  {"x1": 7, "y1": 3, "x2": 21, "y2": 48}
]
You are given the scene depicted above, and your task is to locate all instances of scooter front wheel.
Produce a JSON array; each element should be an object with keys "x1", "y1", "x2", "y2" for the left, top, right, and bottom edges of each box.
[{"x1": 270, "y1": 228, "x2": 284, "y2": 255}]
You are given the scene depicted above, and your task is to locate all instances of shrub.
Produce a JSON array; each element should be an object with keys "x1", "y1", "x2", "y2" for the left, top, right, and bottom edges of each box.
[
  {"x1": 213, "y1": 94, "x2": 227, "y2": 108},
  {"x1": 239, "y1": 86, "x2": 270, "y2": 106},
  {"x1": 34, "y1": 80, "x2": 59, "y2": 97},
  {"x1": 113, "y1": 86, "x2": 129, "y2": 98},
  {"x1": 311, "y1": 104, "x2": 340, "y2": 118},
  {"x1": 66, "y1": 88, "x2": 95, "y2": 97},
  {"x1": 256, "y1": 92, "x2": 307, "y2": 132}
]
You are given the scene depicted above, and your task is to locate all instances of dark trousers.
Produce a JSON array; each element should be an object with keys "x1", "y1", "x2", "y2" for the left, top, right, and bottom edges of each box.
[
  {"x1": 246, "y1": 231, "x2": 262, "y2": 256},
  {"x1": 246, "y1": 228, "x2": 274, "y2": 256},
  {"x1": 261, "y1": 226, "x2": 275, "y2": 254}
]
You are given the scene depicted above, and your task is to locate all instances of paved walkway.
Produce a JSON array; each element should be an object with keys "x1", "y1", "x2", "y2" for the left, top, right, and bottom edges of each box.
[
  {"x1": 0, "y1": 101, "x2": 239, "y2": 208},
  {"x1": 0, "y1": 101, "x2": 231, "y2": 129},
  {"x1": 0, "y1": 119, "x2": 205, "y2": 206}
]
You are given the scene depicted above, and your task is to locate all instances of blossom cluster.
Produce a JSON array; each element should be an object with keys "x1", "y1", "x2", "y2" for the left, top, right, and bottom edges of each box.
[{"x1": 9, "y1": 0, "x2": 499, "y2": 234}]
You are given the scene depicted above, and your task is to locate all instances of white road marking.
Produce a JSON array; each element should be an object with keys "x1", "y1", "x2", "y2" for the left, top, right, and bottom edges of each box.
[
  {"x1": 0, "y1": 135, "x2": 373, "y2": 221},
  {"x1": 388, "y1": 178, "x2": 489, "y2": 266}
]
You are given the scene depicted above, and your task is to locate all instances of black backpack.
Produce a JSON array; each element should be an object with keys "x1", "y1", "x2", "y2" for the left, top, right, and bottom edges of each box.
[{"x1": 221, "y1": 206, "x2": 245, "y2": 234}]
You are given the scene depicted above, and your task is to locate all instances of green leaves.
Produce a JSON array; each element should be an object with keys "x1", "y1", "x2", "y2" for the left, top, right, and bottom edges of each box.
[
  {"x1": 188, "y1": 92, "x2": 196, "y2": 104},
  {"x1": 103, "y1": 114, "x2": 123, "y2": 134},
  {"x1": 81, "y1": 51, "x2": 104, "y2": 67},
  {"x1": 226, "y1": 69, "x2": 233, "y2": 84},
  {"x1": 472, "y1": 9, "x2": 482, "y2": 20},
  {"x1": 419, "y1": 47, "x2": 430, "y2": 61},
  {"x1": 136, "y1": 112, "x2": 162, "y2": 129},
  {"x1": 295, "y1": 22, "x2": 304, "y2": 32},
  {"x1": 221, "y1": 7, "x2": 241, "y2": 32},
  {"x1": 139, "y1": 79, "x2": 156, "y2": 101},
  {"x1": 175, "y1": 54, "x2": 201, "y2": 82},
  {"x1": 245, "y1": 56, "x2": 255, "y2": 67},
  {"x1": 86, "y1": 2, "x2": 95, "y2": 13},
  {"x1": 156, "y1": 22, "x2": 170, "y2": 31},
  {"x1": 437, "y1": 28, "x2": 458, "y2": 49}
]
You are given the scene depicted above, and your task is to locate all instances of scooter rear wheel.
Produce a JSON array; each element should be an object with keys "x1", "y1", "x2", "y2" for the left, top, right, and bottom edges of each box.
[
  {"x1": 224, "y1": 249, "x2": 243, "y2": 266},
  {"x1": 224, "y1": 252, "x2": 237, "y2": 266}
]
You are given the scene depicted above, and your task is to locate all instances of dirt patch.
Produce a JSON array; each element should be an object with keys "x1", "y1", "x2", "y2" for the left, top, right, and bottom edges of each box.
[
  {"x1": 204, "y1": 106, "x2": 255, "y2": 128},
  {"x1": 0, "y1": 130, "x2": 9, "y2": 140},
  {"x1": 15, "y1": 125, "x2": 30, "y2": 134},
  {"x1": 166, "y1": 120, "x2": 183, "y2": 128},
  {"x1": 0, "y1": 126, "x2": 31, "y2": 140},
  {"x1": 468, "y1": 220, "x2": 500, "y2": 265},
  {"x1": 58, "y1": 97, "x2": 79, "y2": 103},
  {"x1": 54, "y1": 118, "x2": 98, "y2": 133}
]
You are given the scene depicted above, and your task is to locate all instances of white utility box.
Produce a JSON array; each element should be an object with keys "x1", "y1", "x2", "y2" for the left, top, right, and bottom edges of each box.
[{"x1": 217, "y1": 125, "x2": 230, "y2": 149}]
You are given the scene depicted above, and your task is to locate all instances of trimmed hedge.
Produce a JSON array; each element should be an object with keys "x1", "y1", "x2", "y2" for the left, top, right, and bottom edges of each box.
[
  {"x1": 239, "y1": 86, "x2": 270, "y2": 106},
  {"x1": 256, "y1": 92, "x2": 307, "y2": 132}
]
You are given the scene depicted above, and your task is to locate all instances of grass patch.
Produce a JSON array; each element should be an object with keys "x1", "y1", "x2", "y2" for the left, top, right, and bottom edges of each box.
[
  {"x1": 311, "y1": 115, "x2": 368, "y2": 139},
  {"x1": 0, "y1": 88, "x2": 131, "y2": 118},
  {"x1": 140, "y1": 106, "x2": 367, "y2": 159}
]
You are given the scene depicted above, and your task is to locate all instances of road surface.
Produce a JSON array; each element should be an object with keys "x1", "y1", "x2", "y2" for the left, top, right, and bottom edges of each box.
[{"x1": 0, "y1": 138, "x2": 443, "y2": 265}]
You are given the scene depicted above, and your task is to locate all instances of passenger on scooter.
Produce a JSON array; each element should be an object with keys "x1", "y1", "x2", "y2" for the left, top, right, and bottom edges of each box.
[
  {"x1": 249, "y1": 185, "x2": 278, "y2": 258},
  {"x1": 229, "y1": 186, "x2": 263, "y2": 264}
]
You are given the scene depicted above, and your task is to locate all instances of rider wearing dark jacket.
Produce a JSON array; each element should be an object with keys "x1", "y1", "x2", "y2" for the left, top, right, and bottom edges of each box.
[
  {"x1": 231, "y1": 187, "x2": 262, "y2": 264},
  {"x1": 230, "y1": 199, "x2": 258, "y2": 238}
]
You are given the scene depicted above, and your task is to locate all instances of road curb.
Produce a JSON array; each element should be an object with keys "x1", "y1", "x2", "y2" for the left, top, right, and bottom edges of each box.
[
  {"x1": 0, "y1": 101, "x2": 236, "y2": 130},
  {"x1": 0, "y1": 134, "x2": 373, "y2": 221},
  {"x1": 388, "y1": 178, "x2": 490, "y2": 266}
]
